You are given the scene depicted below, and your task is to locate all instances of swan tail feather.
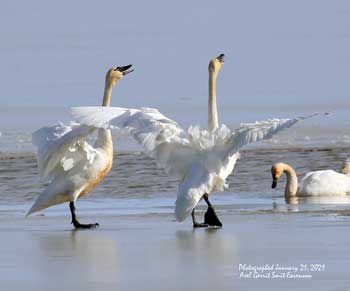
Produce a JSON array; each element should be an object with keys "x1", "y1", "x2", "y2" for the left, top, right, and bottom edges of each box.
[
  {"x1": 26, "y1": 186, "x2": 71, "y2": 217},
  {"x1": 175, "y1": 162, "x2": 214, "y2": 222}
]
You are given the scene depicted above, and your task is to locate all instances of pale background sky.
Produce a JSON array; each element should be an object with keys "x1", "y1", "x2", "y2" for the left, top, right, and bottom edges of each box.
[{"x1": 1, "y1": 0, "x2": 350, "y2": 111}]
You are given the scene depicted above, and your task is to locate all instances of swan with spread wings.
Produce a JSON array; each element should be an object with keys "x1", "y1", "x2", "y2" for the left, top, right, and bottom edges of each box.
[
  {"x1": 72, "y1": 54, "x2": 326, "y2": 227},
  {"x1": 27, "y1": 65, "x2": 134, "y2": 228}
]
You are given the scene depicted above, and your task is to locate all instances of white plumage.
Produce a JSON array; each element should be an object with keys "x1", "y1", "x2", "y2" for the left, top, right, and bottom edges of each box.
[
  {"x1": 27, "y1": 123, "x2": 112, "y2": 216},
  {"x1": 71, "y1": 106, "x2": 322, "y2": 221},
  {"x1": 298, "y1": 170, "x2": 350, "y2": 196},
  {"x1": 27, "y1": 65, "x2": 134, "y2": 228}
]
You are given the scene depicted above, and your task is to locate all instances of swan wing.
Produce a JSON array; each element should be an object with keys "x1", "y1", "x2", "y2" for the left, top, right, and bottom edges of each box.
[
  {"x1": 29, "y1": 123, "x2": 109, "y2": 216},
  {"x1": 71, "y1": 106, "x2": 197, "y2": 176},
  {"x1": 32, "y1": 123, "x2": 97, "y2": 182},
  {"x1": 71, "y1": 106, "x2": 139, "y2": 128},
  {"x1": 175, "y1": 162, "x2": 215, "y2": 222},
  {"x1": 222, "y1": 113, "x2": 327, "y2": 158},
  {"x1": 123, "y1": 109, "x2": 198, "y2": 174}
]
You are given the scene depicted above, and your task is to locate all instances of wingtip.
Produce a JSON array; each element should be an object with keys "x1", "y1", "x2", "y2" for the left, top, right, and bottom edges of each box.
[
  {"x1": 25, "y1": 208, "x2": 34, "y2": 217},
  {"x1": 298, "y1": 111, "x2": 331, "y2": 121},
  {"x1": 26, "y1": 204, "x2": 39, "y2": 217},
  {"x1": 315, "y1": 111, "x2": 331, "y2": 116}
]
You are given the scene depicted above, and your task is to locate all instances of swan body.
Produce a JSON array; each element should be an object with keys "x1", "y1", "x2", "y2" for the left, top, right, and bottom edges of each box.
[
  {"x1": 72, "y1": 55, "x2": 326, "y2": 225},
  {"x1": 27, "y1": 124, "x2": 112, "y2": 215},
  {"x1": 27, "y1": 65, "x2": 133, "y2": 228},
  {"x1": 299, "y1": 170, "x2": 350, "y2": 196},
  {"x1": 271, "y1": 163, "x2": 350, "y2": 197}
]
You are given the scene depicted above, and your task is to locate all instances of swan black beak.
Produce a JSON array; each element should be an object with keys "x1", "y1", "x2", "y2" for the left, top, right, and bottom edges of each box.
[
  {"x1": 217, "y1": 54, "x2": 225, "y2": 63},
  {"x1": 271, "y1": 178, "x2": 278, "y2": 189},
  {"x1": 115, "y1": 64, "x2": 134, "y2": 75}
]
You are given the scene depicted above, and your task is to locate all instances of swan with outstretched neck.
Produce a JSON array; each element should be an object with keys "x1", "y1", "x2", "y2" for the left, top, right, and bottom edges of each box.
[
  {"x1": 27, "y1": 65, "x2": 133, "y2": 228},
  {"x1": 271, "y1": 161, "x2": 350, "y2": 198},
  {"x1": 72, "y1": 54, "x2": 325, "y2": 228}
]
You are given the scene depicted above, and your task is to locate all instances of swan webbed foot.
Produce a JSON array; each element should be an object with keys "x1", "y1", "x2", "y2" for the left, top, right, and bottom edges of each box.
[
  {"x1": 69, "y1": 202, "x2": 99, "y2": 229},
  {"x1": 193, "y1": 222, "x2": 209, "y2": 228},
  {"x1": 204, "y1": 206, "x2": 222, "y2": 227},
  {"x1": 71, "y1": 221, "x2": 100, "y2": 229}
]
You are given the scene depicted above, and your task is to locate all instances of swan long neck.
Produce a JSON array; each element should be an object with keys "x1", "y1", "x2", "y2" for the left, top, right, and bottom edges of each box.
[
  {"x1": 283, "y1": 164, "x2": 298, "y2": 197},
  {"x1": 102, "y1": 80, "x2": 115, "y2": 107},
  {"x1": 96, "y1": 78, "x2": 115, "y2": 155},
  {"x1": 208, "y1": 70, "x2": 219, "y2": 132}
]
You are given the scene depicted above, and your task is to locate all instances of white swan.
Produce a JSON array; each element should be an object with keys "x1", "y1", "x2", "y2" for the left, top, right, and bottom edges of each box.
[
  {"x1": 71, "y1": 54, "x2": 326, "y2": 227},
  {"x1": 271, "y1": 162, "x2": 350, "y2": 198},
  {"x1": 27, "y1": 65, "x2": 134, "y2": 228}
]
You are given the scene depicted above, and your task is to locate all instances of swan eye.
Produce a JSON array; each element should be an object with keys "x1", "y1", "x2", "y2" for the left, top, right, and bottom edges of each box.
[{"x1": 114, "y1": 67, "x2": 119, "y2": 71}]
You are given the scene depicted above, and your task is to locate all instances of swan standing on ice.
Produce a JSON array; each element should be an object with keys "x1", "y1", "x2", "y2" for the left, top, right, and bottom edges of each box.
[
  {"x1": 27, "y1": 65, "x2": 134, "y2": 228},
  {"x1": 271, "y1": 162, "x2": 350, "y2": 198},
  {"x1": 72, "y1": 54, "x2": 325, "y2": 227}
]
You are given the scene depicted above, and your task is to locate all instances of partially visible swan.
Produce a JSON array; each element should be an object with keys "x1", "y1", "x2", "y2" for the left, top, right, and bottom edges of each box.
[
  {"x1": 271, "y1": 162, "x2": 350, "y2": 198},
  {"x1": 27, "y1": 65, "x2": 134, "y2": 228},
  {"x1": 72, "y1": 54, "x2": 326, "y2": 227},
  {"x1": 341, "y1": 156, "x2": 350, "y2": 175}
]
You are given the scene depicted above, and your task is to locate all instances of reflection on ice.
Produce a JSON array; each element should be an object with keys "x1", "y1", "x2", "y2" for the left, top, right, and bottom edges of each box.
[
  {"x1": 175, "y1": 228, "x2": 236, "y2": 277},
  {"x1": 33, "y1": 231, "x2": 119, "y2": 286},
  {"x1": 287, "y1": 195, "x2": 350, "y2": 205}
]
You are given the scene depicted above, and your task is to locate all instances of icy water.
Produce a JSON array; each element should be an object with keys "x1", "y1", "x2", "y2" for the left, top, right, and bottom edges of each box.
[{"x1": 1, "y1": 147, "x2": 350, "y2": 217}]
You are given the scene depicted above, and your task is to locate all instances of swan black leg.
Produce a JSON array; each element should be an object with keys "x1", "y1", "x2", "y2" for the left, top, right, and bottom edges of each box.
[
  {"x1": 203, "y1": 193, "x2": 222, "y2": 227},
  {"x1": 69, "y1": 202, "x2": 99, "y2": 229},
  {"x1": 191, "y1": 209, "x2": 209, "y2": 228}
]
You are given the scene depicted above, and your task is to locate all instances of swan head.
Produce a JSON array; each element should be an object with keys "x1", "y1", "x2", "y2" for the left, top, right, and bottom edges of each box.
[
  {"x1": 271, "y1": 163, "x2": 285, "y2": 188},
  {"x1": 106, "y1": 64, "x2": 134, "y2": 86},
  {"x1": 208, "y1": 54, "x2": 225, "y2": 74}
]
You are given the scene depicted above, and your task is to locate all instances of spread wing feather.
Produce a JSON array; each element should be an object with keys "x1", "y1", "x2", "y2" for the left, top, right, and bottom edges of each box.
[
  {"x1": 221, "y1": 113, "x2": 328, "y2": 160},
  {"x1": 71, "y1": 106, "x2": 328, "y2": 221},
  {"x1": 72, "y1": 106, "x2": 198, "y2": 176},
  {"x1": 32, "y1": 123, "x2": 96, "y2": 182}
]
